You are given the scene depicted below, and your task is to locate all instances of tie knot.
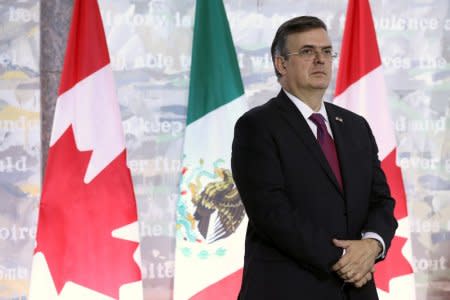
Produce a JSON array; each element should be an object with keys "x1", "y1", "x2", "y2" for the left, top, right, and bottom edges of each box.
[{"x1": 309, "y1": 113, "x2": 326, "y2": 129}]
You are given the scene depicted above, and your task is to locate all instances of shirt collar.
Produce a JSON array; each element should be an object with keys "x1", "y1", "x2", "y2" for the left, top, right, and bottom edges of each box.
[{"x1": 283, "y1": 89, "x2": 329, "y2": 123}]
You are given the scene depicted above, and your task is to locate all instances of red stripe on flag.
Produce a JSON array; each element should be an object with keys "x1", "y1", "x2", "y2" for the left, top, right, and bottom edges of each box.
[
  {"x1": 335, "y1": 0, "x2": 381, "y2": 97},
  {"x1": 190, "y1": 269, "x2": 243, "y2": 300},
  {"x1": 381, "y1": 149, "x2": 408, "y2": 220},
  {"x1": 58, "y1": 0, "x2": 110, "y2": 95}
]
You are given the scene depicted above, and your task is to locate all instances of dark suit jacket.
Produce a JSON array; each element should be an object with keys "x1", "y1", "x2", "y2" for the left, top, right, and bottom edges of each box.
[{"x1": 231, "y1": 90, "x2": 397, "y2": 300}]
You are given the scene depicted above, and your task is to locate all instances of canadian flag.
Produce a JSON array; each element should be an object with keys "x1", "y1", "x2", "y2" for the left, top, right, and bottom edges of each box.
[
  {"x1": 334, "y1": 0, "x2": 415, "y2": 299},
  {"x1": 28, "y1": 0, "x2": 143, "y2": 299}
]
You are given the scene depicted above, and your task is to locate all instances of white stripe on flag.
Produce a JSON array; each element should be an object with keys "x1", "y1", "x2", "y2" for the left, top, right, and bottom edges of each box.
[
  {"x1": 334, "y1": 66, "x2": 396, "y2": 160},
  {"x1": 174, "y1": 219, "x2": 246, "y2": 300},
  {"x1": 183, "y1": 95, "x2": 247, "y2": 165},
  {"x1": 50, "y1": 64, "x2": 125, "y2": 183},
  {"x1": 174, "y1": 95, "x2": 247, "y2": 300}
]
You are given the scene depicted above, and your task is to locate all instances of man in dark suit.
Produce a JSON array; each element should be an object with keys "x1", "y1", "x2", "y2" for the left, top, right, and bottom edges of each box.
[{"x1": 231, "y1": 16, "x2": 397, "y2": 300}]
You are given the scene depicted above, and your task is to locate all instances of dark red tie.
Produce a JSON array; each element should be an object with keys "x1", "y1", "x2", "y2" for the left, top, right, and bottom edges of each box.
[{"x1": 309, "y1": 113, "x2": 343, "y2": 190}]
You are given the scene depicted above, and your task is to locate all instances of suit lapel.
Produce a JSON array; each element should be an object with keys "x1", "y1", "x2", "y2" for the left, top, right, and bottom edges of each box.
[{"x1": 275, "y1": 90, "x2": 343, "y2": 195}]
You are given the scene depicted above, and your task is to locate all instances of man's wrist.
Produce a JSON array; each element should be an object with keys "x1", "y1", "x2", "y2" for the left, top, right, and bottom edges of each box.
[
  {"x1": 361, "y1": 232, "x2": 386, "y2": 259},
  {"x1": 366, "y1": 238, "x2": 382, "y2": 257}
]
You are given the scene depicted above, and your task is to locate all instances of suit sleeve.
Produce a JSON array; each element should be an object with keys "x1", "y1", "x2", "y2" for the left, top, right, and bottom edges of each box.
[
  {"x1": 231, "y1": 113, "x2": 342, "y2": 277},
  {"x1": 362, "y1": 119, "x2": 398, "y2": 260}
]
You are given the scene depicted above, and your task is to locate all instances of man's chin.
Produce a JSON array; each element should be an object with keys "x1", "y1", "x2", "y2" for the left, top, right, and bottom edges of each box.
[
  {"x1": 309, "y1": 76, "x2": 330, "y2": 88},
  {"x1": 311, "y1": 82, "x2": 330, "y2": 90}
]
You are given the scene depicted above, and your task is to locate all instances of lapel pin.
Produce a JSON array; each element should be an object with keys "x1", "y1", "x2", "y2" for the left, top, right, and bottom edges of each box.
[{"x1": 335, "y1": 116, "x2": 343, "y2": 123}]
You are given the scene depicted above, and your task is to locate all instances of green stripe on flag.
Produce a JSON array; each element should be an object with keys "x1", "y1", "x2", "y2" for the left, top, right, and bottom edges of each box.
[{"x1": 187, "y1": 0, "x2": 244, "y2": 125}]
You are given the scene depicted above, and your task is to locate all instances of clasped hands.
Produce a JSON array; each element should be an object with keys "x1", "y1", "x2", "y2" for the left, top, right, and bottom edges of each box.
[{"x1": 331, "y1": 238, "x2": 381, "y2": 288}]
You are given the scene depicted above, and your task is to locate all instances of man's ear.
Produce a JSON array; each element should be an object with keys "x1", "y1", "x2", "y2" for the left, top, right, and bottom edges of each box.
[{"x1": 274, "y1": 56, "x2": 287, "y2": 76}]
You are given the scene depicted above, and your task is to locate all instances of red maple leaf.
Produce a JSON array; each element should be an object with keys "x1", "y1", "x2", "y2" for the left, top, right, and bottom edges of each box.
[
  {"x1": 381, "y1": 149, "x2": 408, "y2": 220},
  {"x1": 35, "y1": 126, "x2": 141, "y2": 299},
  {"x1": 374, "y1": 235, "x2": 413, "y2": 292}
]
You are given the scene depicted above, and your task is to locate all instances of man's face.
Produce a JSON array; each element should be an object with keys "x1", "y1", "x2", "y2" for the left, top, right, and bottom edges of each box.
[{"x1": 279, "y1": 28, "x2": 333, "y2": 94}]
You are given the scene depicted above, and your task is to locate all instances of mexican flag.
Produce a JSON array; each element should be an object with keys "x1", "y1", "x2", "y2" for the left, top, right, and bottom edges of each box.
[
  {"x1": 173, "y1": 0, "x2": 247, "y2": 299},
  {"x1": 334, "y1": 0, "x2": 415, "y2": 299},
  {"x1": 28, "y1": 0, "x2": 142, "y2": 299}
]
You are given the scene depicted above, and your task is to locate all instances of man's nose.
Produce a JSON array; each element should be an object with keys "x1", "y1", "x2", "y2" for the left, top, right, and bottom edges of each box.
[{"x1": 313, "y1": 51, "x2": 326, "y2": 63}]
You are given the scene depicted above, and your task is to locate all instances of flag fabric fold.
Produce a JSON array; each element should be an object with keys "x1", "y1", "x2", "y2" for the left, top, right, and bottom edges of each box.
[
  {"x1": 334, "y1": 0, "x2": 415, "y2": 299},
  {"x1": 173, "y1": 0, "x2": 247, "y2": 299},
  {"x1": 29, "y1": 0, "x2": 142, "y2": 299}
]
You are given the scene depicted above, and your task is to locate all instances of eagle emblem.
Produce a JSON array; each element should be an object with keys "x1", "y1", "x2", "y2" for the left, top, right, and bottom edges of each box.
[{"x1": 177, "y1": 159, "x2": 245, "y2": 244}]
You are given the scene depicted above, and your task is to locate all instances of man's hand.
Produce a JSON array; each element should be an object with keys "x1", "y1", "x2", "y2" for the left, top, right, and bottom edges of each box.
[
  {"x1": 353, "y1": 267, "x2": 375, "y2": 288},
  {"x1": 331, "y1": 239, "x2": 381, "y2": 287}
]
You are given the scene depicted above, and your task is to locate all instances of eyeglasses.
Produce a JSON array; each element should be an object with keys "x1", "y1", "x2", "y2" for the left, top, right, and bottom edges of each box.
[{"x1": 286, "y1": 47, "x2": 338, "y2": 60}]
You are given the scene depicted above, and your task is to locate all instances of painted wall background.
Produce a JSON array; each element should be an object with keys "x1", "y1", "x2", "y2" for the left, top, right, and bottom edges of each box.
[{"x1": 0, "y1": 0, "x2": 40, "y2": 299}]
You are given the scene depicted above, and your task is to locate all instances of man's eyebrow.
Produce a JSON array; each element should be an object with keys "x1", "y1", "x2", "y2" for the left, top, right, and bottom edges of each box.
[{"x1": 300, "y1": 44, "x2": 333, "y2": 49}]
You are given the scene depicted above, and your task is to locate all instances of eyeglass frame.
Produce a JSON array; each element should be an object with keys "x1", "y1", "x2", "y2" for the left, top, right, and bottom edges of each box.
[{"x1": 284, "y1": 46, "x2": 338, "y2": 60}]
